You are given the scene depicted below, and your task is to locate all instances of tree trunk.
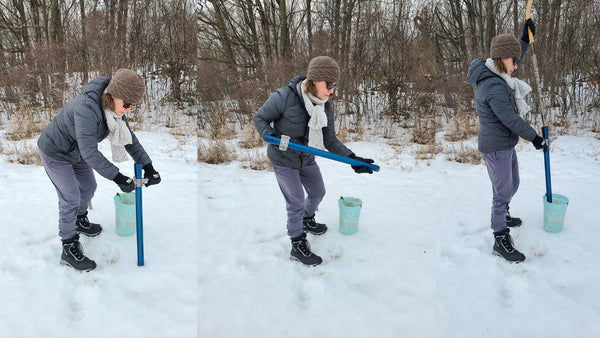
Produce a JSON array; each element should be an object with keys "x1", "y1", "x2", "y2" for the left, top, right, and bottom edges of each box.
[
  {"x1": 80, "y1": 0, "x2": 89, "y2": 83},
  {"x1": 278, "y1": 0, "x2": 290, "y2": 59}
]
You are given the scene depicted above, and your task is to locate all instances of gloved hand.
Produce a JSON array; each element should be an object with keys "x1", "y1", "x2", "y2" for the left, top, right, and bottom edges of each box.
[
  {"x1": 349, "y1": 154, "x2": 374, "y2": 174},
  {"x1": 532, "y1": 135, "x2": 548, "y2": 151},
  {"x1": 521, "y1": 18, "x2": 536, "y2": 44},
  {"x1": 143, "y1": 163, "x2": 161, "y2": 187},
  {"x1": 113, "y1": 172, "x2": 135, "y2": 193}
]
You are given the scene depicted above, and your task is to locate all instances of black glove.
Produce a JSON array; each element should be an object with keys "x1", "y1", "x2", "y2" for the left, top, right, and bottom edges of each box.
[
  {"x1": 113, "y1": 172, "x2": 135, "y2": 193},
  {"x1": 532, "y1": 135, "x2": 547, "y2": 151},
  {"x1": 143, "y1": 163, "x2": 161, "y2": 187},
  {"x1": 521, "y1": 18, "x2": 536, "y2": 44},
  {"x1": 349, "y1": 154, "x2": 374, "y2": 174}
]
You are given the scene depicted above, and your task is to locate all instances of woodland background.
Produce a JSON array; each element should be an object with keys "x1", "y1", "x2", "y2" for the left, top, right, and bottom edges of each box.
[{"x1": 0, "y1": 0, "x2": 599, "y2": 164}]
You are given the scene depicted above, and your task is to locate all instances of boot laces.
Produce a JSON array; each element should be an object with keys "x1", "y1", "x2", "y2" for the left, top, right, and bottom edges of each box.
[
  {"x1": 304, "y1": 216, "x2": 316, "y2": 228},
  {"x1": 77, "y1": 215, "x2": 90, "y2": 229},
  {"x1": 298, "y1": 239, "x2": 312, "y2": 256},
  {"x1": 501, "y1": 235, "x2": 514, "y2": 253},
  {"x1": 69, "y1": 242, "x2": 84, "y2": 260}
]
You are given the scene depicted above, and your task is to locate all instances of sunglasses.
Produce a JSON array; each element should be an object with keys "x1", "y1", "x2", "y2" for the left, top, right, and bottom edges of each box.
[
  {"x1": 326, "y1": 82, "x2": 337, "y2": 90},
  {"x1": 123, "y1": 102, "x2": 135, "y2": 109},
  {"x1": 512, "y1": 57, "x2": 518, "y2": 65}
]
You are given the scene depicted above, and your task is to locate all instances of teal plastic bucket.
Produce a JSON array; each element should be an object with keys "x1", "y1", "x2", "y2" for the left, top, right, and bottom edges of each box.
[
  {"x1": 543, "y1": 193, "x2": 569, "y2": 233},
  {"x1": 114, "y1": 192, "x2": 136, "y2": 236},
  {"x1": 338, "y1": 197, "x2": 362, "y2": 235}
]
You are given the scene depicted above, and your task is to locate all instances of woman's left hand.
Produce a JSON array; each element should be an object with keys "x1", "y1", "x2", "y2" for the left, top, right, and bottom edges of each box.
[
  {"x1": 521, "y1": 18, "x2": 536, "y2": 43},
  {"x1": 143, "y1": 163, "x2": 162, "y2": 186},
  {"x1": 349, "y1": 154, "x2": 374, "y2": 174}
]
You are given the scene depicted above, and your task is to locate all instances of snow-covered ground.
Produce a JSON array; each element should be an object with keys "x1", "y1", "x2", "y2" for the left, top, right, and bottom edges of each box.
[
  {"x1": 199, "y1": 134, "x2": 600, "y2": 338},
  {"x1": 2, "y1": 124, "x2": 600, "y2": 337},
  {"x1": 199, "y1": 140, "x2": 436, "y2": 338},
  {"x1": 436, "y1": 134, "x2": 600, "y2": 337},
  {"x1": 0, "y1": 130, "x2": 197, "y2": 337}
]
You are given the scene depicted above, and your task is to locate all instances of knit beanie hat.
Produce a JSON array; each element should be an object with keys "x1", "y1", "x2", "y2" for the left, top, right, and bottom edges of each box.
[
  {"x1": 306, "y1": 56, "x2": 340, "y2": 84},
  {"x1": 490, "y1": 34, "x2": 521, "y2": 60},
  {"x1": 106, "y1": 68, "x2": 146, "y2": 104}
]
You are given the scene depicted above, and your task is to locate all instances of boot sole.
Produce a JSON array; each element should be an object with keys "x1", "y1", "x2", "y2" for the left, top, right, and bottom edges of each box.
[
  {"x1": 290, "y1": 256, "x2": 322, "y2": 267},
  {"x1": 60, "y1": 259, "x2": 96, "y2": 272},
  {"x1": 492, "y1": 250, "x2": 525, "y2": 263},
  {"x1": 304, "y1": 229, "x2": 327, "y2": 236},
  {"x1": 76, "y1": 229, "x2": 102, "y2": 237}
]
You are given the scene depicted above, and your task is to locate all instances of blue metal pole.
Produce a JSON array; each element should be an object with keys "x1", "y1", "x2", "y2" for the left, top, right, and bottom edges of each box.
[
  {"x1": 264, "y1": 135, "x2": 380, "y2": 172},
  {"x1": 134, "y1": 163, "x2": 144, "y2": 266},
  {"x1": 542, "y1": 126, "x2": 552, "y2": 203}
]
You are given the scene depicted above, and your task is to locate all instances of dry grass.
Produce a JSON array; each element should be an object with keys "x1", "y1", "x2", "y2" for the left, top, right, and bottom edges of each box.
[
  {"x1": 446, "y1": 143, "x2": 482, "y2": 164},
  {"x1": 415, "y1": 139, "x2": 440, "y2": 160},
  {"x1": 197, "y1": 140, "x2": 235, "y2": 164},
  {"x1": 200, "y1": 103, "x2": 238, "y2": 139},
  {"x1": 335, "y1": 117, "x2": 350, "y2": 144},
  {"x1": 6, "y1": 107, "x2": 53, "y2": 141},
  {"x1": 445, "y1": 109, "x2": 479, "y2": 142},
  {"x1": 411, "y1": 116, "x2": 437, "y2": 145},
  {"x1": 0, "y1": 140, "x2": 42, "y2": 165},
  {"x1": 238, "y1": 122, "x2": 263, "y2": 149},
  {"x1": 239, "y1": 149, "x2": 272, "y2": 171}
]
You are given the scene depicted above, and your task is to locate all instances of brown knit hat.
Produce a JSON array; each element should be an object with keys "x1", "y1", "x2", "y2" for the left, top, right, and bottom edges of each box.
[
  {"x1": 306, "y1": 56, "x2": 340, "y2": 83},
  {"x1": 490, "y1": 34, "x2": 521, "y2": 60},
  {"x1": 106, "y1": 68, "x2": 146, "y2": 104}
]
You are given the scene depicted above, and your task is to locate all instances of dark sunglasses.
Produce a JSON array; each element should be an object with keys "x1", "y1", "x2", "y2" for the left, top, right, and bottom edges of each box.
[
  {"x1": 326, "y1": 82, "x2": 337, "y2": 90},
  {"x1": 512, "y1": 57, "x2": 518, "y2": 65},
  {"x1": 123, "y1": 102, "x2": 135, "y2": 109}
]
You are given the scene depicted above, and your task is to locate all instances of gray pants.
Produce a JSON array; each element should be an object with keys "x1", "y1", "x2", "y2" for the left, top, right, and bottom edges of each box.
[
  {"x1": 272, "y1": 160, "x2": 326, "y2": 238},
  {"x1": 39, "y1": 150, "x2": 97, "y2": 240},
  {"x1": 482, "y1": 148, "x2": 520, "y2": 232}
]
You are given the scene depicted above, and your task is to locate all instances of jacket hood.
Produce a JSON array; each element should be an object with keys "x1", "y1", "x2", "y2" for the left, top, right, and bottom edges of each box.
[
  {"x1": 82, "y1": 77, "x2": 110, "y2": 102},
  {"x1": 288, "y1": 75, "x2": 306, "y2": 95},
  {"x1": 467, "y1": 59, "x2": 497, "y2": 85}
]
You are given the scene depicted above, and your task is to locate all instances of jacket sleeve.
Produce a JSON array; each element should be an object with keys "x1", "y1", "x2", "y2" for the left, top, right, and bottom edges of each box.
[
  {"x1": 486, "y1": 82, "x2": 537, "y2": 141},
  {"x1": 514, "y1": 39, "x2": 530, "y2": 71},
  {"x1": 322, "y1": 105, "x2": 353, "y2": 157},
  {"x1": 74, "y1": 102, "x2": 120, "y2": 180},
  {"x1": 253, "y1": 90, "x2": 286, "y2": 138},
  {"x1": 123, "y1": 117, "x2": 152, "y2": 167}
]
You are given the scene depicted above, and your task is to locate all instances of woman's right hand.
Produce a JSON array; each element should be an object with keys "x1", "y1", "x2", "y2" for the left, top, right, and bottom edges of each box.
[{"x1": 113, "y1": 172, "x2": 136, "y2": 192}]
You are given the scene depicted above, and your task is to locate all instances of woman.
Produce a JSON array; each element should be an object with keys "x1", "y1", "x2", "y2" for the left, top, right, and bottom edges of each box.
[
  {"x1": 253, "y1": 56, "x2": 373, "y2": 266},
  {"x1": 38, "y1": 68, "x2": 161, "y2": 272},
  {"x1": 466, "y1": 20, "x2": 545, "y2": 263}
]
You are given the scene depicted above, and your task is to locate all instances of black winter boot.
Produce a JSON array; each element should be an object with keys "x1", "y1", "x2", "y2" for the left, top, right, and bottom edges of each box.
[
  {"x1": 76, "y1": 211, "x2": 102, "y2": 237},
  {"x1": 506, "y1": 207, "x2": 522, "y2": 228},
  {"x1": 302, "y1": 214, "x2": 327, "y2": 235},
  {"x1": 61, "y1": 234, "x2": 97, "y2": 271},
  {"x1": 493, "y1": 228, "x2": 525, "y2": 263},
  {"x1": 290, "y1": 233, "x2": 323, "y2": 266}
]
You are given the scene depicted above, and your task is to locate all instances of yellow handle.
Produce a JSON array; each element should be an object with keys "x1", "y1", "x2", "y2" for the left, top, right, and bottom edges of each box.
[{"x1": 526, "y1": 0, "x2": 535, "y2": 44}]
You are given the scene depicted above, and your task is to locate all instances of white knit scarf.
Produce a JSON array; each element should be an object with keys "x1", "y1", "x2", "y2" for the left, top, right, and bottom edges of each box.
[
  {"x1": 301, "y1": 79, "x2": 328, "y2": 148},
  {"x1": 485, "y1": 58, "x2": 532, "y2": 115},
  {"x1": 104, "y1": 110, "x2": 132, "y2": 162}
]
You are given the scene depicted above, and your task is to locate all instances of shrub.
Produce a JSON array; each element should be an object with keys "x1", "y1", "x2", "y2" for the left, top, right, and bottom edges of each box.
[
  {"x1": 445, "y1": 108, "x2": 479, "y2": 142},
  {"x1": 239, "y1": 122, "x2": 263, "y2": 149},
  {"x1": 1, "y1": 141, "x2": 42, "y2": 165},
  {"x1": 446, "y1": 143, "x2": 482, "y2": 164},
  {"x1": 197, "y1": 140, "x2": 235, "y2": 164},
  {"x1": 240, "y1": 149, "x2": 272, "y2": 171}
]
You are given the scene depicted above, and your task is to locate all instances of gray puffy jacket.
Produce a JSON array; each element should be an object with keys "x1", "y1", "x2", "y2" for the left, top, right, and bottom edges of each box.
[
  {"x1": 37, "y1": 77, "x2": 151, "y2": 180},
  {"x1": 253, "y1": 75, "x2": 353, "y2": 169},
  {"x1": 466, "y1": 40, "x2": 537, "y2": 153}
]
